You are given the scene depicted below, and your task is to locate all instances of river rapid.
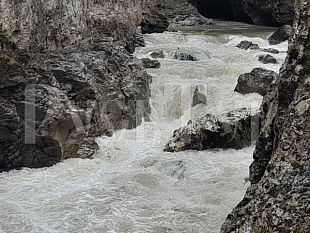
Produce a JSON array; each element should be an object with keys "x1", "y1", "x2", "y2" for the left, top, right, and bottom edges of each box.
[{"x1": 0, "y1": 21, "x2": 288, "y2": 233}]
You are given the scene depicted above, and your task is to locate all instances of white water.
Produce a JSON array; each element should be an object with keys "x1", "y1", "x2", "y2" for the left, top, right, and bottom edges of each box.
[{"x1": 0, "y1": 22, "x2": 287, "y2": 233}]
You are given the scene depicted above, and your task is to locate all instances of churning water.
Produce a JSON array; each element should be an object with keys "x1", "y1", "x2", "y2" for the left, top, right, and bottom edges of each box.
[{"x1": 0, "y1": 21, "x2": 287, "y2": 233}]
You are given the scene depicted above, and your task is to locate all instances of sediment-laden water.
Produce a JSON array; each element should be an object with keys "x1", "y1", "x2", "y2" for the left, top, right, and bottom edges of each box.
[{"x1": 0, "y1": 21, "x2": 287, "y2": 233}]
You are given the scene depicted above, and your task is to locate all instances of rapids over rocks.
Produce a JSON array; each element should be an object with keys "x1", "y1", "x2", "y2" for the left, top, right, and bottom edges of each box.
[{"x1": 0, "y1": 21, "x2": 288, "y2": 233}]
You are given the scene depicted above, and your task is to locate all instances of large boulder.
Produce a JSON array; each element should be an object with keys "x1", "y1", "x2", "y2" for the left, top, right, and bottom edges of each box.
[
  {"x1": 140, "y1": 11, "x2": 169, "y2": 34},
  {"x1": 221, "y1": 1, "x2": 310, "y2": 232},
  {"x1": 268, "y1": 25, "x2": 294, "y2": 45},
  {"x1": 234, "y1": 68, "x2": 278, "y2": 96},
  {"x1": 164, "y1": 108, "x2": 260, "y2": 152}
]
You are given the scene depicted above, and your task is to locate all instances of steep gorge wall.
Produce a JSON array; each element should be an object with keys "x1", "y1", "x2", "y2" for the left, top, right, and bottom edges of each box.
[
  {"x1": 0, "y1": 0, "x2": 149, "y2": 52},
  {"x1": 221, "y1": 0, "x2": 310, "y2": 231}
]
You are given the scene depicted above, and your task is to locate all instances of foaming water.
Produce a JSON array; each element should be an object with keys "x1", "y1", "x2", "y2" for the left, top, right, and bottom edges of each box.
[{"x1": 0, "y1": 21, "x2": 287, "y2": 233}]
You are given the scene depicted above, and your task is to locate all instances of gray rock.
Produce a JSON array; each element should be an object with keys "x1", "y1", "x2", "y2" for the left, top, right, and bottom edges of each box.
[
  {"x1": 172, "y1": 15, "x2": 214, "y2": 26},
  {"x1": 268, "y1": 25, "x2": 293, "y2": 45},
  {"x1": 237, "y1": 41, "x2": 259, "y2": 50},
  {"x1": 150, "y1": 51, "x2": 165, "y2": 59},
  {"x1": 234, "y1": 68, "x2": 278, "y2": 96},
  {"x1": 192, "y1": 86, "x2": 206, "y2": 107},
  {"x1": 141, "y1": 58, "x2": 161, "y2": 68},
  {"x1": 258, "y1": 54, "x2": 278, "y2": 64},
  {"x1": 165, "y1": 108, "x2": 260, "y2": 152},
  {"x1": 140, "y1": 11, "x2": 169, "y2": 34},
  {"x1": 173, "y1": 51, "x2": 198, "y2": 61},
  {"x1": 262, "y1": 48, "x2": 279, "y2": 54}
]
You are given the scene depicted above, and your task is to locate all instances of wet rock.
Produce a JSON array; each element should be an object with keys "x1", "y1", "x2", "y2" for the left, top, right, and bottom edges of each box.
[
  {"x1": 0, "y1": 47, "x2": 151, "y2": 172},
  {"x1": 237, "y1": 41, "x2": 259, "y2": 50},
  {"x1": 192, "y1": 86, "x2": 207, "y2": 107},
  {"x1": 141, "y1": 58, "x2": 161, "y2": 68},
  {"x1": 258, "y1": 54, "x2": 278, "y2": 64},
  {"x1": 172, "y1": 15, "x2": 214, "y2": 27},
  {"x1": 221, "y1": 1, "x2": 310, "y2": 232},
  {"x1": 150, "y1": 51, "x2": 165, "y2": 59},
  {"x1": 140, "y1": 11, "x2": 169, "y2": 34},
  {"x1": 165, "y1": 108, "x2": 260, "y2": 152},
  {"x1": 268, "y1": 25, "x2": 293, "y2": 45},
  {"x1": 262, "y1": 48, "x2": 279, "y2": 54},
  {"x1": 173, "y1": 51, "x2": 198, "y2": 61},
  {"x1": 234, "y1": 68, "x2": 278, "y2": 96}
]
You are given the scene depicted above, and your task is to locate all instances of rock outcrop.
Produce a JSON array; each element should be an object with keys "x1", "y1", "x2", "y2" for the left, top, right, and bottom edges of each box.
[
  {"x1": 153, "y1": 0, "x2": 213, "y2": 27},
  {"x1": 221, "y1": 1, "x2": 310, "y2": 232},
  {"x1": 189, "y1": 0, "x2": 295, "y2": 26},
  {"x1": 0, "y1": 0, "x2": 157, "y2": 172},
  {"x1": 268, "y1": 25, "x2": 294, "y2": 45},
  {"x1": 235, "y1": 68, "x2": 278, "y2": 96},
  {"x1": 165, "y1": 108, "x2": 260, "y2": 152}
]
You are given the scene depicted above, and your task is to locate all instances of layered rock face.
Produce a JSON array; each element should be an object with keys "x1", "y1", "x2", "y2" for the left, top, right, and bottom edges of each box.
[
  {"x1": 0, "y1": 0, "x2": 156, "y2": 171},
  {"x1": 190, "y1": 0, "x2": 295, "y2": 26},
  {"x1": 221, "y1": 1, "x2": 310, "y2": 232}
]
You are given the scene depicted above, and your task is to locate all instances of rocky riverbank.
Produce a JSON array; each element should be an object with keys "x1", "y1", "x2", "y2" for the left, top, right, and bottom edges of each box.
[
  {"x1": 221, "y1": 0, "x2": 310, "y2": 231},
  {"x1": 0, "y1": 0, "x2": 168, "y2": 172}
]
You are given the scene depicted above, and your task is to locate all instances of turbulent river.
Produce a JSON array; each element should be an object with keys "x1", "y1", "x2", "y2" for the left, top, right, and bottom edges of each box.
[{"x1": 0, "y1": 21, "x2": 288, "y2": 233}]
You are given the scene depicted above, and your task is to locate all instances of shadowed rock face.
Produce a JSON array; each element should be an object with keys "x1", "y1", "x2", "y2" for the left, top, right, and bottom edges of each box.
[
  {"x1": 189, "y1": 0, "x2": 294, "y2": 26},
  {"x1": 0, "y1": 47, "x2": 151, "y2": 172},
  {"x1": 221, "y1": 1, "x2": 310, "y2": 232},
  {"x1": 0, "y1": 0, "x2": 157, "y2": 172}
]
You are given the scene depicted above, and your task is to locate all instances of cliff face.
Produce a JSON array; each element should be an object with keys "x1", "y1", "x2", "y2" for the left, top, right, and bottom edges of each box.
[
  {"x1": 190, "y1": 0, "x2": 294, "y2": 26},
  {"x1": 0, "y1": 0, "x2": 149, "y2": 52},
  {"x1": 221, "y1": 0, "x2": 310, "y2": 232},
  {"x1": 0, "y1": 0, "x2": 161, "y2": 171}
]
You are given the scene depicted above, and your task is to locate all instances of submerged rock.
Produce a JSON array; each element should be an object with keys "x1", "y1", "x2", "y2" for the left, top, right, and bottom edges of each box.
[
  {"x1": 141, "y1": 58, "x2": 161, "y2": 68},
  {"x1": 234, "y1": 68, "x2": 278, "y2": 96},
  {"x1": 258, "y1": 54, "x2": 278, "y2": 64},
  {"x1": 237, "y1": 41, "x2": 259, "y2": 50},
  {"x1": 164, "y1": 108, "x2": 260, "y2": 152},
  {"x1": 268, "y1": 25, "x2": 293, "y2": 45},
  {"x1": 262, "y1": 48, "x2": 280, "y2": 54},
  {"x1": 150, "y1": 51, "x2": 165, "y2": 59},
  {"x1": 173, "y1": 51, "x2": 198, "y2": 61}
]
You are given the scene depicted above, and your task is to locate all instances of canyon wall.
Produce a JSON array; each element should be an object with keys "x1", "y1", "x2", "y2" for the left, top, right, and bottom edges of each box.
[
  {"x1": 221, "y1": 0, "x2": 310, "y2": 231},
  {"x1": 0, "y1": 0, "x2": 166, "y2": 171}
]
